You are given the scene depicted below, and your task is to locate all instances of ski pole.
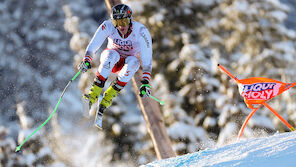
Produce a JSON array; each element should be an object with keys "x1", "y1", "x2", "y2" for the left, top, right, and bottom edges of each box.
[
  {"x1": 141, "y1": 90, "x2": 164, "y2": 105},
  {"x1": 149, "y1": 94, "x2": 165, "y2": 105},
  {"x1": 16, "y1": 70, "x2": 81, "y2": 152}
]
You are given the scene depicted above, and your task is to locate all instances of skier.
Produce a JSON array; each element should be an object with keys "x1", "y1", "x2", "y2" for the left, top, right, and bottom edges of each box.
[{"x1": 78, "y1": 4, "x2": 153, "y2": 129}]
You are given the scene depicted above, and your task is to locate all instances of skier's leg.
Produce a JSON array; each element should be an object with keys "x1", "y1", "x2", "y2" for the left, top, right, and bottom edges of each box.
[
  {"x1": 83, "y1": 73, "x2": 106, "y2": 107},
  {"x1": 100, "y1": 56, "x2": 140, "y2": 109},
  {"x1": 95, "y1": 78, "x2": 125, "y2": 129},
  {"x1": 96, "y1": 56, "x2": 140, "y2": 129},
  {"x1": 100, "y1": 79, "x2": 126, "y2": 109},
  {"x1": 98, "y1": 49, "x2": 121, "y2": 78},
  {"x1": 117, "y1": 56, "x2": 140, "y2": 83},
  {"x1": 84, "y1": 49, "x2": 120, "y2": 107}
]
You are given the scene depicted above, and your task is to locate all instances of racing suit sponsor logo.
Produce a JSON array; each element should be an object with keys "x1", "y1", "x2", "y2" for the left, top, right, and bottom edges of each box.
[
  {"x1": 140, "y1": 27, "x2": 150, "y2": 48},
  {"x1": 113, "y1": 39, "x2": 133, "y2": 51}
]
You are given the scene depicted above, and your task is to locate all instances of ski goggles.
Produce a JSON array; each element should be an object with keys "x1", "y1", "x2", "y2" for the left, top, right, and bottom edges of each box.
[{"x1": 111, "y1": 18, "x2": 130, "y2": 27}]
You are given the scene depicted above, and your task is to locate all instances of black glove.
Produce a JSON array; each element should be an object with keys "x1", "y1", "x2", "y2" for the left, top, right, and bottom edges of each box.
[
  {"x1": 139, "y1": 80, "x2": 151, "y2": 97},
  {"x1": 78, "y1": 60, "x2": 91, "y2": 72}
]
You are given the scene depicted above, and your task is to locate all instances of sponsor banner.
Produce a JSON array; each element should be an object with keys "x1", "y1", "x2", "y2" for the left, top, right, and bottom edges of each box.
[
  {"x1": 235, "y1": 77, "x2": 295, "y2": 109},
  {"x1": 239, "y1": 82, "x2": 281, "y2": 100}
]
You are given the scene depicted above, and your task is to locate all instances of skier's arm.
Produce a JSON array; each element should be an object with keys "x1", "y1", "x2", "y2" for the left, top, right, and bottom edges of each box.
[
  {"x1": 84, "y1": 21, "x2": 111, "y2": 62},
  {"x1": 139, "y1": 26, "x2": 153, "y2": 82}
]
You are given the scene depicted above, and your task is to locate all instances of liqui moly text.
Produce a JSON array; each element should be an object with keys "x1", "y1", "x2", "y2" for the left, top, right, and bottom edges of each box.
[{"x1": 239, "y1": 83, "x2": 281, "y2": 100}]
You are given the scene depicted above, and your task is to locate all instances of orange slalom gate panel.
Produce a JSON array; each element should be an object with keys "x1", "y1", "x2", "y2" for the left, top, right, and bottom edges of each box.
[{"x1": 217, "y1": 64, "x2": 295, "y2": 140}]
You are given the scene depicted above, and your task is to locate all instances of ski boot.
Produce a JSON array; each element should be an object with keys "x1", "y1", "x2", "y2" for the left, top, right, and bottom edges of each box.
[
  {"x1": 83, "y1": 84, "x2": 103, "y2": 109},
  {"x1": 100, "y1": 86, "x2": 119, "y2": 108},
  {"x1": 94, "y1": 86, "x2": 119, "y2": 129}
]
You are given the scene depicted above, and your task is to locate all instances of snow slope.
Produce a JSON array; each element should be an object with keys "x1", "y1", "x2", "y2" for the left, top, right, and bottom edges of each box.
[{"x1": 142, "y1": 131, "x2": 296, "y2": 167}]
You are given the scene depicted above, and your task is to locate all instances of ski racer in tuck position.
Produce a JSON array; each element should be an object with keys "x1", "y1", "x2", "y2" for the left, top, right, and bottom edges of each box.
[{"x1": 78, "y1": 4, "x2": 153, "y2": 129}]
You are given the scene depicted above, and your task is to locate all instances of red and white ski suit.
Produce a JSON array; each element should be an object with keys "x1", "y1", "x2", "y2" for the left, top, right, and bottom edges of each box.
[{"x1": 84, "y1": 19, "x2": 152, "y2": 85}]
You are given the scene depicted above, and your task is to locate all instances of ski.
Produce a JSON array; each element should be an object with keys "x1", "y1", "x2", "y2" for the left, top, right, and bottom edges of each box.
[
  {"x1": 94, "y1": 105, "x2": 106, "y2": 129},
  {"x1": 82, "y1": 93, "x2": 105, "y2": 129}
]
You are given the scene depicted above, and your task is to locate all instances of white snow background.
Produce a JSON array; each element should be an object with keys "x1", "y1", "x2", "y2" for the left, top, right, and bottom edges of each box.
[{"x1": 142, "y1": 131, "x2": 296, "y2": 167}]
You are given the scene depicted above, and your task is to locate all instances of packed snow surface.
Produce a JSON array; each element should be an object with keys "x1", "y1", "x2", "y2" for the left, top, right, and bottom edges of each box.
[{"x1": 143, "y1": 131, "x2": 296, "y2": 167}]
